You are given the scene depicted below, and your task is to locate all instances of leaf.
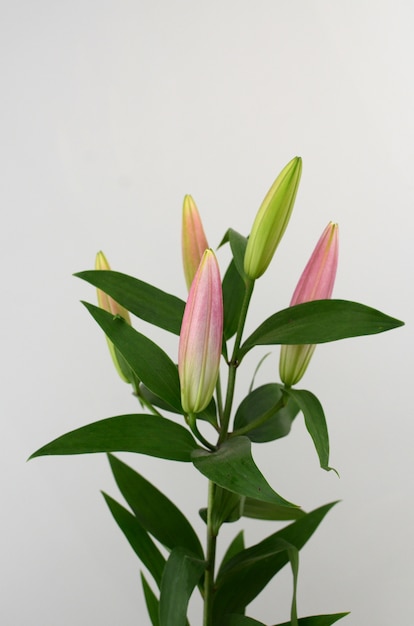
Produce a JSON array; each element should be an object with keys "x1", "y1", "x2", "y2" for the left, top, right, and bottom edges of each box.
[
  {"x1": 192, "y1": 436, "x2": 297, "y2": 507},
  {"x1": 199, "y1": 487, "x2": 244, "y2": 531},
  {"x1": 234, "y1": 383, "x2": 300, "y2": 442},
  {"x1": 219, "y1": 531, "x2": 245, "y2": 575},
  {"x1": 108, "y1": 454, "x2": 204, "y2": 558},
  {"x1": 215, "y1": 537, "x2": 299, "y2": 626},
  {"x1": 274, "y1": 613, "x2": 349, "y2": 626},
  {"x1": 75, "y1": 270, "x2": 185, "y2": 335},
  {"x1": 222, "y1": 259, "x2": 247, "y2": 340},
  {"x1": 213, "y1": 502, "x2": 337, "y2": 621},
  {"x1": 83, "y1": 302, "x2": 182, "y2": 411},
  {"x1": 141, "y1": 573, "x2": 160, "y2": 626},
  {"x1": 243, "y1": 498, "x2": 306, "y2": 521},
  {"x1": 227, "y1": 617, "x2": 266, "y2": 626},
  {"x1": 30, "y1": 414, "x2": 198, "y2": 462},
  {"x1": 240, "y1": 299, "x2": 404, "y2": 357},
  {"x1": 102, "y1": 493, "x2": 165, "y2": 587},
  {"x1": 159, "y1": 547, "x2": 206, "y2": 626},
  {"x1": 218, "y1": 228, "x2": 248, "y2": 281},
  {"x1": 249, "y1": 352, "x2": 271, "y2": 393},
  {"x1": 284, "y1": 389, "x2": 335, "y2": 473}
]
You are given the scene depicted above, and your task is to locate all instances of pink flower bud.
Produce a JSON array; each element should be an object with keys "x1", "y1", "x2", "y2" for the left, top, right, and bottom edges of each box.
[
  {"x1": 279, "y1": 222, "x2": 339, "y2": 386},
  {"x1": 182, "y1": 195, "x2": 209, "y2": 290},
  {"x1": 178, "y1": 249, "x2": 223, "y2": 414},
  {"x1": 95, "y1": 251, "x2": 131, "y2": 382}
]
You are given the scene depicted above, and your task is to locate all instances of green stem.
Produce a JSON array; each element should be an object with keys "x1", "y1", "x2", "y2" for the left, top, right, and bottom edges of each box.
[
  {"x1": 188, "y1": 414, "x2": 216, "y2": 451},
  {"x1": 203, "y1": 480, "x2": 217, "y2": 626},
  {"x1": 219, "y1": 279, "x2": 254, "y2": 443},
  {"x1": 215, "y1": 374, "x2": 224, "y2": 425}
]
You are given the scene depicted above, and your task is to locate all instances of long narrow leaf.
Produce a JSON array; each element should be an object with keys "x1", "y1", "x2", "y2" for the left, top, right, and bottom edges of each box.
[
  {"x1": 284, "y1": 389, "x2": 335, "y2": 473},
  {"x1": 223, "y1": 259, "x2": 247, "y2": 340},
  {"x1": 192, "y1": 437, "x2": 297, "y2": 507},
  {"x1": 159, "y1": 547, "x2": 206, "y2": 626},
  {"x1": 228, "y1": 617, "x2": 266, "y2": 625},
  {"x1": 218, "y1": 531, "x2": 245, "y2": 575},
  {"x1": 218, "y1": 228, "x2": 248, "y2": 281},
  {"x1": 102, "y1": 493, "x2": 166, "y2": 587},
  {"x1": 213, "y1": 502, "x2": 337, "y2": 621},
  {"x1": 215, "y1": 537, "x2": 299, "y2": 626},
  {"x1": 108, "y1": 454, "x2": 203, "y2": 558},
  {"x1": 141, "y1": 573, "x2": 160, "y2": 626},
  {"x1": 243, "y1": 498, "x2": 305, "y2": 521},
  {"x1": 240, "y1": 299, "x2": 404, "y2": 357},
  {"x1": 274, "y1": 613, "x2": 349, "y2": 626},
  {"x1": 75, "y1": 270, "x2": 185, "y2": 334},
  {"x1": 83, "y1": 302, "x2": 182, "y2": 411},
  {"x1": 30, "y1": 414, "x2": 198, "y2": 462}
]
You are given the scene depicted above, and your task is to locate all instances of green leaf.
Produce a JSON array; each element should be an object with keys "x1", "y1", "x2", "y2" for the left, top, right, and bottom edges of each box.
[
  {"x1": 274, "y1": 614, "x2": 349, "y2": 626},
  {"x1": 30, "y1": 414, "x2": 198, "y2": 462},
  {"x1": 138, "y1": 383, "x2": 179, "y2": 414},
  {"x1": 219, "y1": 531, "x2": 245, "y2": 575},
  {"x1": 213, "y1": 487, "x2": 244, "y2": 530},
  {"x1": 219, "y1": 228, "x2": 248, "y2": 281},
  {"x1": 141, "y1": 573, "x2": 160, "y2": 626},
  {"x1": 138, "y1": 383, "x2": 218, "y2": 426},
  {"x1": 159, "y1": 547, "x2": 206, "y2": 626},
  {"x1": 284, "y1": 389, "x2": 335, "y2": 473},
  {"x1": 222, "y1": 259, "x2": 247, "y2": 340},
  {"x1": 102, "y1": 493, "x2": 166, "y2": 587},
  {"x1": 228, "y1": 617, "x2": 266, "y2": 626},
  {"x1": 215, "y1": 537, "x2": 299, "y2": 626},
  {"x1": 75, "y1": 270, "x2": 185, "y2": 335},
  {"x1": 248, "y1": 352, "x2": 271, "y2": 393},
  {"x1": 108, "y1": 454, "x2": 204, "y2": 558},
  {"x1": 240, "y1": 299, "x2": 404, "y2": 357},
  {"x1": 199, "y1": 487, "x2": 244, "y2": 532},
  {"x1": 192, "y1": 436, "x2": 297, "y2": 507},
  {"x1": 83, "y1": 302, "x2": 182, "y2": 411},
  {"x1": 234, "y1": 383, "x2": 300, "y2": 442},
  {"x1": 213, "y1": 502, "x2": 337, "y2": 621},
  {"x1": 243, "y1": 498, "x2": 306, "y2": 521}
]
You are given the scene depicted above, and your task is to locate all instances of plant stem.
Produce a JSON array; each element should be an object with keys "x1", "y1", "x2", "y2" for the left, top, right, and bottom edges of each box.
[
  {"x1": 203, "y1": 480, "x2": 217, "y2": 626},
  {"x1": 219, "y1": 279, "x2": 254, "y2": 443}
]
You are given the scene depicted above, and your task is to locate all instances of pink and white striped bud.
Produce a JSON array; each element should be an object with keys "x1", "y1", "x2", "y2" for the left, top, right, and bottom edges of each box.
[
  {"x1": 95, "y1": 251, "x2": 131, "y2": 382},
  {"x1": 279, "y1": 222, "x2": 339, "y2": 386},
  {"x1": 182, "y1": 195, "x2": 209, "y2": 290},
  {"x1": 178, "y1": 249, "x2": 223, "y2": 414}
]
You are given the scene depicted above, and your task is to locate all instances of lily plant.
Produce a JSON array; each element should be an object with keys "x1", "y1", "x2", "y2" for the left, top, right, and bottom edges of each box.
[{"x1": 30, "y1": 157, "x2": 403, "y2": 626}]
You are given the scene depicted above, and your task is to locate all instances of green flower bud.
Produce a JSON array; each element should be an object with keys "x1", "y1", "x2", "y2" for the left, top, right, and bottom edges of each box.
[{"x1": 244, "y1": 156, "x2": 302, "y2": 279}]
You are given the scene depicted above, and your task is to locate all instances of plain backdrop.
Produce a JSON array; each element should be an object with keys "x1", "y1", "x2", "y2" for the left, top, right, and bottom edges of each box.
[{"x1": 1, "y1": 1, "x2": 413, "y2": 625}]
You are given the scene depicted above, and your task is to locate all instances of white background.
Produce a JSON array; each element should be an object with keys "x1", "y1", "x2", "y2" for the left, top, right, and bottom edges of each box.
[{"x1": 1, "y1": 1, "x2": 413, "y2": 625}]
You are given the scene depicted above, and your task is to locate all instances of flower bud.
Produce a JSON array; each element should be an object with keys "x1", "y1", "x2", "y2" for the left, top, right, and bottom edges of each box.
[
  {"x1": 279, "y1": 222, "x2": 339, "y2": 386},
  {"x1": 244, "y1": 157, "x2": 302, "y2": 279},
  {"x1": 95, "y1": 251, "x2": 131, "y2": 382},
  {"x1": 178, "y1": 249, "x2": 223, "y2": 414},
  {"x1": 182, "y1": 195, "x2": 209, "y2": 290}
]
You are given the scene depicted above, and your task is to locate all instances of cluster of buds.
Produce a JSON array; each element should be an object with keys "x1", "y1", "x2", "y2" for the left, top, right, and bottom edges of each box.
[{"x1": 96, "y1": 157, "x2": 338, "y2": 415}]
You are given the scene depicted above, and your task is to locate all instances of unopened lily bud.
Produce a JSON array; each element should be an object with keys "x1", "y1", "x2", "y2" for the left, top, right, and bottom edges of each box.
[
  {"x1": 178, "y1": 249, "x2": 223, "y2": 414},
  {"x1": 244, "y1": 157, "x2": 302, "y2": 280},
  {"x1": 279, "y1": 222, "x2": 339, "y2": 386},
  {"x1": 182, "y1": 195, "x2": 209, "y2": 290},
  {"x1": 95, "y1": 251, "x2": 131, "y2": 382}
]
